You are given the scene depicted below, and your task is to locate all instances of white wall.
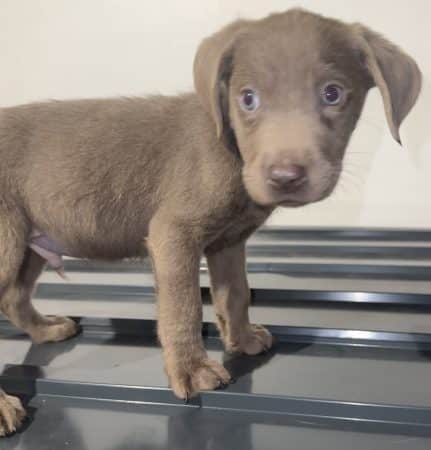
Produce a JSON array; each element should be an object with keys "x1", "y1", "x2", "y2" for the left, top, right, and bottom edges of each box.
[{"x1": 1, "y1": 0, "x2": 430, "y2": 228}]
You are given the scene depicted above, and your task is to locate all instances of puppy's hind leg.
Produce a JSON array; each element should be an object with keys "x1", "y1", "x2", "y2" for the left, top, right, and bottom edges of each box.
[
  {"x1": 0, "y1": 217, "x2": 29, "y2": 436},
  {"x1": 0, "y1": 248, "x2": 78, "y2": 436},
  {"x1": 1, "y1": 249, "x2": 79, "y2": 344},
  {"x1": 0, "y1": 212, "x2": 78, "y2": 435},
  {"x1": 0, "y1": 246, "x2": 78, "y2": 436}
]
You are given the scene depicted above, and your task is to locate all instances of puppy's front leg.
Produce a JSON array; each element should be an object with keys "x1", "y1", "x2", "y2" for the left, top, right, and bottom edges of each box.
[
  {"x1": 206, "y1": 242, "x2": 273, "y2": 355},
  {"x1": 148, "y1": 227, "x2": 231, "y2": 400}
]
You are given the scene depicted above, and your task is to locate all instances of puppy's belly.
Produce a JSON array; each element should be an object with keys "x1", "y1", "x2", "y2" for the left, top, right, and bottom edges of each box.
[{"x1": 29, "y1": 228, "x2": 148, "y2": 273}]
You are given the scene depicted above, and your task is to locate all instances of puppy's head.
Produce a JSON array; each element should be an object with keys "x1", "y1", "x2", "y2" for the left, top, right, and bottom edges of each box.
[{"x1": 194, "y1": 9, "x2": 421, "y2": 207}]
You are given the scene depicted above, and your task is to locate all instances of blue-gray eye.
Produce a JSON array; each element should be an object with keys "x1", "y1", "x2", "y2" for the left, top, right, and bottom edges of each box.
[
  {"x1": 240, "y1": 89, "x2": 260, "y2": 111},
  {"x1": 322, "y1": 84, "x2": 343, "y2": 105}
]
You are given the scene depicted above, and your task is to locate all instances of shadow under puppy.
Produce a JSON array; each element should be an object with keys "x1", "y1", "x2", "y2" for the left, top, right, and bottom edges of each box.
[{"x1": 0, "y1": 8, "x2": 421, "y2": 435}]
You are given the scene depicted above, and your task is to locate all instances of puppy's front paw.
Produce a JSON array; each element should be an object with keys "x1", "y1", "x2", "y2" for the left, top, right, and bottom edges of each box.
[
  {"x1": 167, "y1": 357, "x2": 231, "y2": 400},
  {"x1": 228, "y1": 324, "x2": 274, "y2": 355},
  {"x1": 0, "y1": 393, "x2": 26, "y2": 436}
]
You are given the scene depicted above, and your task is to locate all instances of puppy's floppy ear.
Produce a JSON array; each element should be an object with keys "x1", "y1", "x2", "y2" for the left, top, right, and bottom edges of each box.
[
  {"x1": 353, "y1": 24, "x2": 422, "y2": 144},
  {"x1": 193, "y1": 20, "x2": 250, "y2": 139}
]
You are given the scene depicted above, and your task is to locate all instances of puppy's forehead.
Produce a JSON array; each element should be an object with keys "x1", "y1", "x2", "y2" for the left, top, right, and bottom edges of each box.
[{"x1": 233, "y1": 10, "x2": 359, "y2": 87}]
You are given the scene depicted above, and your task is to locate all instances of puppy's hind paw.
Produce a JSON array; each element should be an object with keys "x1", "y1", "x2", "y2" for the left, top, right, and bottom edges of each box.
[
  {"x1": 0, "y1": 393, "x2": 26, "y2": 436},
  {"x1": 31, "y1": 316, "x2": 80, "y2": 344}
]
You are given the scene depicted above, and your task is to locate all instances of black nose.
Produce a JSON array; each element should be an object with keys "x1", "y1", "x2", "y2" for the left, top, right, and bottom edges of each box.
[{"x1": 267, "y1": 164, "x2": 307, "y2": 191}]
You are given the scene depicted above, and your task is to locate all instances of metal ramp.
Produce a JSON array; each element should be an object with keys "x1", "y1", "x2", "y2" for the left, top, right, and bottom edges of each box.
[{"x1": 2, "y1": 227, "x2": 431, "y2": 449}]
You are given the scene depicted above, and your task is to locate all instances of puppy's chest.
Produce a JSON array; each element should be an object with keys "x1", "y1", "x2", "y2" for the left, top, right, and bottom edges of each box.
[{"x1": 205, "y1": 204, "x2": 271, "y2": 253}]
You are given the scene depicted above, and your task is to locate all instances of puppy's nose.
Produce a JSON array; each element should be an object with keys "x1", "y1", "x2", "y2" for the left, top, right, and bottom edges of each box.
[{"x1": 267, "y1": 164, "x2": 307, "y2": 191}]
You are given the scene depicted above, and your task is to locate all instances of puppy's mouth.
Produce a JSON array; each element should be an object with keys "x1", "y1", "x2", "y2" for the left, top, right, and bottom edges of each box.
[
  {"x1": 279, "y1": 198, "x2": 308, "y2": 207},
  {"x1": 264, "y1": 175, "x2": 340, "y2": 208}
]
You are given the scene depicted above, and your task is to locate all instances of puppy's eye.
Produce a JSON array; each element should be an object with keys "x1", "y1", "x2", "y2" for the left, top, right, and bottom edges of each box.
[
  {"x1": 321, "y1": 84, "x2": 343, "y2": 106},
  {"x1": 239, "y1": 89, "x2": 260, "y2": 112}
]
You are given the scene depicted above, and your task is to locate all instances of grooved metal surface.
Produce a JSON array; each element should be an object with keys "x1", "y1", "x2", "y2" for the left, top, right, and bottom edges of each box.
[
  {"x1": 5, "y1": 396, "x2": 431, "y2": 450},
  {"x1": 35, "y1": 282, "x2": 431, "y2": 306},
  {"x1": 1, "y1": 316, "x2": 431, "y2": 408},
  {"x1": 254, "y1": 227, "x2": 431, "y2": 242},
  {"x1": 2, "y1": 227, "x2": 431, "y2": 448}
]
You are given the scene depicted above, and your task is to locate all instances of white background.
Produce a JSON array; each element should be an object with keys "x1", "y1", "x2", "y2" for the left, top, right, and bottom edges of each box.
[{"x1": 1, "y1": 0, "x2": 429, "y2": 228}]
